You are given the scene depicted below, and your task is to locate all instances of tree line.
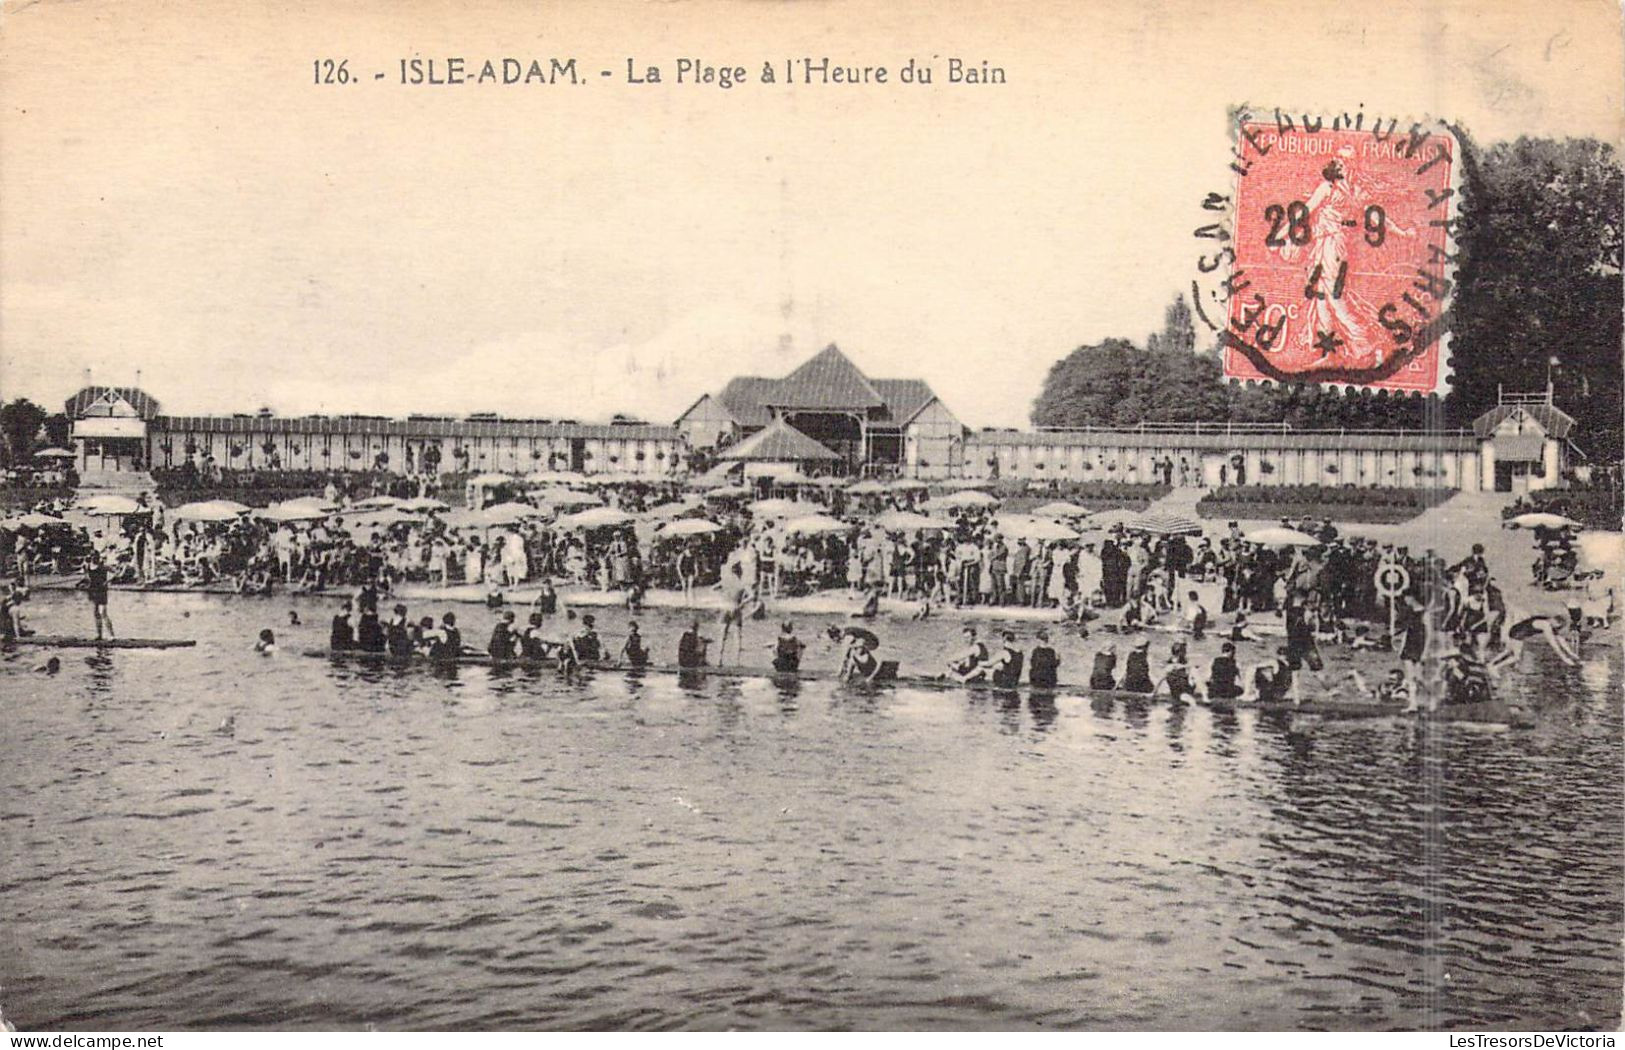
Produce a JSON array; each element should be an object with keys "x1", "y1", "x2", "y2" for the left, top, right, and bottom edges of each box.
[{"x1": 0, "y1": 398, "x2": 71, "y2": 469}]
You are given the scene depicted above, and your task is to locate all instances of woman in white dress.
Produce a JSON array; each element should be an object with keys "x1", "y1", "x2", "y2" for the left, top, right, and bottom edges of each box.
[
  {"x1": 1048, "y1": 546, "x2": 1070, "y2": 609},
  {"x1": 502, "y1": 530, "x2": 529, "y2": 586},
  {"x1": 465, "y1": 537, "x2": 484, "y2": 585}
]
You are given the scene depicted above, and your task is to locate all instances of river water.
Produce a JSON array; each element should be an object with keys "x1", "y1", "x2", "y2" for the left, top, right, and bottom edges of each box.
[{"x1": 1, "y1": 591, "x2": 1619, "y2": 1031}]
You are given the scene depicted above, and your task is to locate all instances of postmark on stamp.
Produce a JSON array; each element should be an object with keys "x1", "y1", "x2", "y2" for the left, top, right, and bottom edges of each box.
[{"x1": 1191, "y1": 110, "x2": 1461, "y2": 396}]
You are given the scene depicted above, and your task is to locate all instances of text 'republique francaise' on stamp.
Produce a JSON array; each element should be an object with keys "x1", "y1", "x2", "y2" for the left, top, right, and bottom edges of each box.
[{"x1": 1190, "y1": 107, "x2": 1463, "y2": 398}]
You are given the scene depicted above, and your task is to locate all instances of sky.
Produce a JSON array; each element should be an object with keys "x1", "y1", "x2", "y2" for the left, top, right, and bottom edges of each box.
[{"x1": 1, "y1": 0, "x2": 1620, "y2": 428}]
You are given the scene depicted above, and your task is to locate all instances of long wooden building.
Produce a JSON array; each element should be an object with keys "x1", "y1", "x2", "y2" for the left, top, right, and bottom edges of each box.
[{"x1": 64, "y1": 356, "x2": 1578, "y2": 495}]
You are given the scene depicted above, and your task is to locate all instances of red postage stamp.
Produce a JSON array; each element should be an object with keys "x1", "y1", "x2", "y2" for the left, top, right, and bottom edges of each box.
[{"x1": 1217, "y1": 116, "x2": 1459, "y2": 395}]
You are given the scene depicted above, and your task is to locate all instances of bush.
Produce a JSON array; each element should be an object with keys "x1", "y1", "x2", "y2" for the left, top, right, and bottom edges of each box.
[
  {"x1": 1195, "y1": 484, "x2": 1454, "y2": 523},
  {"x1": 151, "y1": 467, "x2": 429, "y2": 507},
  {"x1": 0, "y1": 483, "x2": 73, "y2": 512},
  {"x1": 1503, "y1": 489, "x2": 1622, "y2": 531},
  {"x1": 996, "y1": 481, "x2": 1171, "y2": 513}
]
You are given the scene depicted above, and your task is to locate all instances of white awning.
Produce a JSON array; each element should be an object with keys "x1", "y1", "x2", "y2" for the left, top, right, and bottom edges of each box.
[
  {"x1": 1493, "y1": 434, "x2": 1545, "y2": 463},
  {"x1": 72, "y1": 418, "x2": 147, "y2": 440}
]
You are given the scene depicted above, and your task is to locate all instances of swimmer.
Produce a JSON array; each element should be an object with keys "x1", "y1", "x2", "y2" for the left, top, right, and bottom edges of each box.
[
  {"x1": 947, "y1": 625, "x2": 989, "y2": 682},
  {"x1": 1345, "y1": 667, "x2": 1416, "y2": 710},
  {"x1": 1501, "y1": 611, "x2": 1580, "y2": 668},
  {"x1": 839, "y1": 634, "x2": 882, "y2": 682},
  {"x1": 255, "y1": 628, "x2": 276, "y2": 654},
  {"x1": 618, "y1": 620, "x2": 650, "y2": 669},
  {"x1": 35, "y1": 656, "x2": 61, "y2": 676}
]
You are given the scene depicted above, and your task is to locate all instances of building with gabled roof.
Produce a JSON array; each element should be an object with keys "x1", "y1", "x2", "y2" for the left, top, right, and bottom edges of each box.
[
  {"x1": 717, "y1": 418, "x2": 845, "y2": 470},
  {"x1": 962, "y1": 388, "x2": 1581, "y2": 494},
  {"x1": 676, "y1": 344, "x2": 966, "y2": 478},
  {"x1": 60, "y1": 384, "x2": 686, "y2": 483},
  {"x1": 1469, "y1": 389, "x2": 1580, "y2": 493},
  {"x1": 66, "y1": 386, "x2": 162, "y2": 420}
]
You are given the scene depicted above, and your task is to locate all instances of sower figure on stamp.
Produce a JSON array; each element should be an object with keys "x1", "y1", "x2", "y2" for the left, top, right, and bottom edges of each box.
[{"x1": 1276, "y1": 145, "x2": 1414, "y2": 368}]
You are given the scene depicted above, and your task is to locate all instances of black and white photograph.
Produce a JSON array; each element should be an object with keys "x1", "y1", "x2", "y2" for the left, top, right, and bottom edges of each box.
[{"x1": 0, "y1": 0, "x2": 1620, "y2": 1035}]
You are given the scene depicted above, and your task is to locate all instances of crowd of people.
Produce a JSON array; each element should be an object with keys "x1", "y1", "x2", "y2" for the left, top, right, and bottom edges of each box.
[{"x1": 2, "y1": 473, "x2": 1610, "y2": 712}]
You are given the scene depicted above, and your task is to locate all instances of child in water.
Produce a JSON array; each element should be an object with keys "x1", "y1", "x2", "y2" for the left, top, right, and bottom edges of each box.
[{"x1": 255, "y1": 628, "x2": 277, "y2": 654}]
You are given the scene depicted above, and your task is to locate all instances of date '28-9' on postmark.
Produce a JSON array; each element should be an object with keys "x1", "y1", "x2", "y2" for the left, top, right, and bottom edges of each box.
[{"x1": 1218, "y1": 117, "x2": 1459, "y2": 395}]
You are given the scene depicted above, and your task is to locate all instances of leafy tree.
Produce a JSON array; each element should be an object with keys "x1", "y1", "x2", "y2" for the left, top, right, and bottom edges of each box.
[
  {"x1": 43, "y1": 413, "x2": 71, "y2": 449},
  {"x1": 1146, "y1": 293, "x2": 1196, "y2": 355},
  {"x1": 1034, "y1": 341, "x2": 1435, "y2": 430},
  {"x1": 1031, "y1": 339, "x2": 1230, "y2": 427},
  {"x1": 0, "y1": 398, "x2": 47, "y2": 466},
  {"x1": 1449, "y1": 135, "x2": 1622, "y2": 460}
]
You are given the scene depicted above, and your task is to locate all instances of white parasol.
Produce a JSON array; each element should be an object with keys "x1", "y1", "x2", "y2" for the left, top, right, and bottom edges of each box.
[
  {"x1": 1244, "y1": 526, "x2": 1323, "y2": 546},
  {"x1": 783, "y1": 514, "x2": 855, "y2": 536},
  {"x1": 557, "y1": 507, "x2": 635, "y2": 530},
  {"x1": 656, "y1": 518, "x2": 723, "y2": 537}
]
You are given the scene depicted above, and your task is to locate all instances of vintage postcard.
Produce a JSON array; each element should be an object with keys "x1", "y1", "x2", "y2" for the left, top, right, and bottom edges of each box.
[{"x1": 0, "y1": 0, "x2": 1620, "y2": 1036}]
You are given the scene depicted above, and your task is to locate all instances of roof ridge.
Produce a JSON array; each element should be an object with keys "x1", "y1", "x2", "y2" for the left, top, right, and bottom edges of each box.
[{"x1": 770, "y1": 344, "x2": 885, "y2": 409}]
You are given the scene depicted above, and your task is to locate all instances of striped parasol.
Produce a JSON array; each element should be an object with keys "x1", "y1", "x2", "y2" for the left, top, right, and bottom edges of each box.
[{"x1": 1128, "y1": 510, "x2": 1204, "y2": 536}]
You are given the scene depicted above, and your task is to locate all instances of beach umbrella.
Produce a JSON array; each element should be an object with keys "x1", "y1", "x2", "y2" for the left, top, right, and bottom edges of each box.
[
  {"x1": 257, "y1": 502, "x2": 330, "y2": 523},
  {"x1": 783, "y1": 514, "x2": 854, "y2": 536},
  {"x1": 657, "y1": 518, "x2": 723, "y2": 537},
  {"x1": 703, "y1": 484, "x2": 752, "y2": 500},
  {"x1": 32, "y1": 448, "x2": 75, "y2": 459},
  {"x1": 283, "y1": 496, "x2": 339, "y2": 512},
  {"x1": 438, "y1": 507, "x2": 480, "y2": 528},
  {"x1": 1244, "y1": 526, "x2": 1322, "y2": 547},
  {"x1": 1, "y1": 512, "x2": 65, "y2": 529},
  {"x1": 997, "y1": 515, "x2": 1080, "y2": 542},
  {"x1": 1505, "y1": 512, "x2": 1582, "y2": 530},
  {"x1": 558, "y1": 507, "x2": 635, "y2": 530},
  {"x1": 398, "y1": 496, "x2": 450, "y2": 513},
  {"x1": 171, "y1": 501, "x2": 243, "y2": 522},
  {"x1": 888, "y1": 478, "x2": 929, "y2": 492},
  {"x1": 641, "y1": 496, "x2": 704, "y2": 520},
  {"x1": 873, "y1": 510, "x2": 947, "y2": 532},
  {"x1": 1087, "y1": 508, "x2": 1141, "y2": 530},
  {"x1": 351, "y1": 494, "x2": 404, "y2": 510},
  {"x1": 468, "y1": 472, "x2": 513, "y2": 486},
  {"x1": 845, "y1": 480, "x2": 888, "y2": 496},
  {"x1": 1032, "y1": 500, "x2": 1091, "y2": 518},
  {"x1": 77, "y1": 495, "x2": 142, "y2": 516},
  {"x1": 541, "y1": 490, "x2": 604, "y2": 510},
  {"x1": 346, "y1": 508, "x2": 413, "y2": 528},
  {"x1": 748, "y1": 498, "x2": 801, "y2": 518},
  {"x1": 1127, "y1": 510, "x2": 1203, "y2": 536},
  {"x1": 933, "y1": 489, "x2": 1002, "y2": 509},
  {"x1": 207, "y1": 499, "x2": 252, "y2": 515},
  {"x1": 477, "y1": 501, "x2": 547, "y2": 525},
  {"x1": 940, "y1": 478, "x2": 993, "y2": 490}
]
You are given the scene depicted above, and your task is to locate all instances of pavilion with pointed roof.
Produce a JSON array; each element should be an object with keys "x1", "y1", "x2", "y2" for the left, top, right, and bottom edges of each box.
[
  {"x1": 716, "y1": 418, "x2": 845, "y2": 467},
  {"x1": 676, "y1": 345, "x2": 966, "y2": 478}
]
